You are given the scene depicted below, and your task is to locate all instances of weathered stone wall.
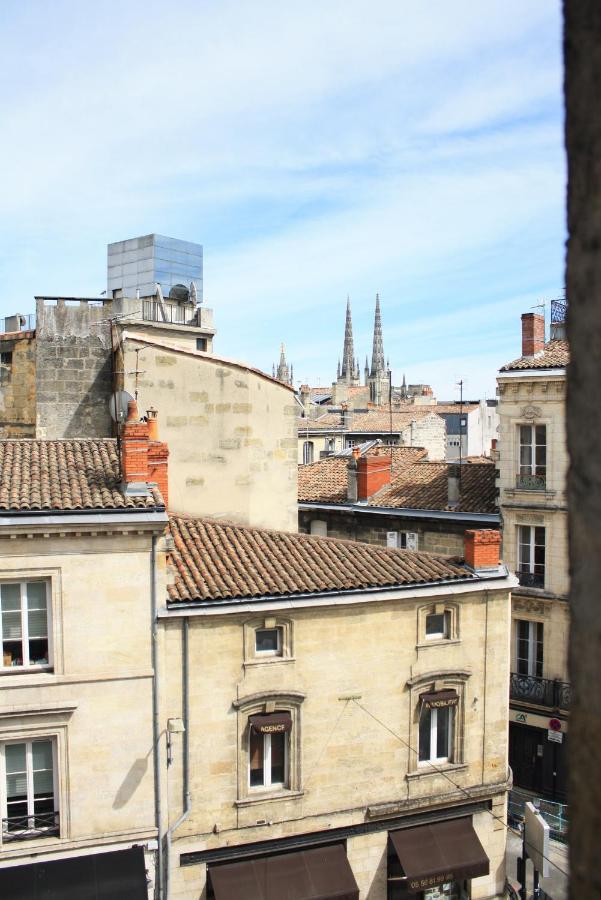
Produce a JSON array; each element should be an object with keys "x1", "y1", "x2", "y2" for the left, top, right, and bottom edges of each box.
[
  {"x1": 161, "y1": 580, "x2": 511, "y2": 899},
  {"x1": 122, "y1": 336, "x2": 298, "y2": 531},
  {"x1": 35, "y1": 297, "x2": 113, "y2": 439},
  {"x1": 0, "y1": 530, "x2": 159, "y2": 885},
  {"x1": 0, "y1": 330, "x2": 36, "y2": 437},
  {"x1": 298, "y1": 507, "x2": 491, "y2": 557}
]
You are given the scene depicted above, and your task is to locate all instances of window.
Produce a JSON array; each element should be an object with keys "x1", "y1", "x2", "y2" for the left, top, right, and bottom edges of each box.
[
  {"x1": 516, "y1": 619, "x2": 544, "y2": 677},
  {"x1": 1, "y1": 581, "x2": 50, "y2": 671},
  {"x1": 418, "y1": 703, "x2": 453, "y2": 765},
  {"x1": 255, "y1": 628, "x2": 282, "y2": 656},
  {"x1": 233, "y1": 692, "x2": 305, "y2": 803},
  {"x1": 0, "y1": 351, "x2": 12, "y2": 384},
  {"x1": 302, "y1": 441, "x2": 314, "y2": 464},
  {"x1": 196, "y1": 337, "x2": 207, "y2": 351},
  {"x1": 425, "y1": 611, "x2": 450, "y2": 640},
  {"x1": 249, "y1": 716, "x2": 289, "y2": 790},
  {"x1": 518, "y1": 425, "x2": 546, "y2": 489},
  {"x1": 1, "y1": 739, "x2": 58, "y2": 841},
  {"x1": 310, "y1": 520, "x2": 328, "y2": 537},
  {"x1": 386, "y1": 531, "x2": 418, "y2": 550},
  {"x1": 517, "y1": 525, "x2": 545, "y2": 588}
]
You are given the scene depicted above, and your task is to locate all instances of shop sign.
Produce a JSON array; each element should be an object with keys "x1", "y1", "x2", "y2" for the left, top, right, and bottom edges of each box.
[
  {"x1": 409, "y1": 873, "x2": 454, "y2": 891},
  {"x1": 547, "y1": 729, "x2": 563, "y2": 743}
]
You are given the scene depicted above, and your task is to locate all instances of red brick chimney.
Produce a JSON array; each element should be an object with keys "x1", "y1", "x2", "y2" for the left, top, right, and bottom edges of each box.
[
  {"x1": 464, "y1": 529, "x2": 501, "y2": 569},
  {"x1": 521, "y1": 313, "x2": 545, "y2": 357},
  {"x1": 120, "y1": 401, "x2": 169, "y2": 507},
  {"x1": 356, "y1": 453, "x2": 392, "y2": 501},
  {"x1": 147, "y1": 409, "x2": 169, "y2": 507}
]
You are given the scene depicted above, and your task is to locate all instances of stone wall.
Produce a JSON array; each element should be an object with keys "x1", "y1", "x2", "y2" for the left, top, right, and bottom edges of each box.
[
  {"x1": 298, "y1": 507, "x2": 491, "y2": 557},
  {"x1": 35, "y1": 297, "x2": 114, "y2": 439},
  {"x1": 161, "y1": 579, "x2": 512, "y2": 899},
  {"x1": 0, "y1": 329, "x2": 36, "y2": 437},
  {"x1": 121, "y1": 335, "x2": 298, "y2": 531}
]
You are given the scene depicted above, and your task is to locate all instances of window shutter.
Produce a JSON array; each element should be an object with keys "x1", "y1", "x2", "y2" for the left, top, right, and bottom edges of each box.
[
  {"x1": 386, "y1": 532, "x2": 398, "y2": 548},
  {"x1": 406, "y1": 532, "x2": 418, "y2": 550}
]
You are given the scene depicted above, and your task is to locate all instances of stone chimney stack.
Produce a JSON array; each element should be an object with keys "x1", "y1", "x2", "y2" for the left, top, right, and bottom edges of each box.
[
  {"x1": 347, "y1": 449, "x2": 360, "y2": 502},
  {"x1": 341, "y1": 403, "x2": 351, "y2": 430},
  {"x1": 447, "y1": 464, "x2": 461, "y2": 508},
  {"x1": 464, "y1": 530, "x2": 501, "y2": 570},
  {"x1": 521, "y1": 313, "x2": 545, "y2": 357}
]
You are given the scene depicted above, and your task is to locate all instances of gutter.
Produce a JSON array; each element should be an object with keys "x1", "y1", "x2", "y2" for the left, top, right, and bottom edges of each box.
[
  {"x1": 164, "y1": 619, "x2": 191, "y2": 899},
  {"x1": 0, "y1": 511, "x2": 168, "y2": 528},
  {"x1": 160, "y1": 569, "x2": 517, "y2": 618},
  {"x1": 151, "y1": 535, "x2": 164, "y2": 900},
  {"x1": 298, "y1": 502, "x2": 499, "y2": 525}
]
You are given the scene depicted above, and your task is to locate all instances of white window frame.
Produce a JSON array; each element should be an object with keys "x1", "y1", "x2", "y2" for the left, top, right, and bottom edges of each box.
[
  {"x1": 518, "y1": 423, "x2": 547, "y2": 478},
  {"x1": 1, "y1": 738, "x2": 58, "y2": 840},
  {"x1": 418, "y1": 705, "x2": 453, "y2": 766},
  {"x1": 515, "y1": 619, "x2": 544, "y2": 677},
  {"x1": 425, "y1": 611, "x2": 450, "y2": 640},
  {"x1": 386, "y1": 531, "x2": 418, "y2": 550},
  {"x1": 248, "y1": 728, "x2": 289, "y2": 791},
  {"x1": 254, "y1": 627, "x2": 282, "y2": 657},
  {"x1": 1, "y1": 581, "x2": 52, "y2": 672},
  {"x1": 517, "y1": 525, "x2": 546, "y2": 587}
]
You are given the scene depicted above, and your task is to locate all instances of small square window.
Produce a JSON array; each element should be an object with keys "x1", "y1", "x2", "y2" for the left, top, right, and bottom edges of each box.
[
  {"x1": 255, "y1": 628, "x2": 281, "y2": 655},
  {"x1": 425, "y1": 612, "x2": 449, "y2": 640},
  {"x1": 196, "y1": 338, "x2": 207, "y2": 352}
]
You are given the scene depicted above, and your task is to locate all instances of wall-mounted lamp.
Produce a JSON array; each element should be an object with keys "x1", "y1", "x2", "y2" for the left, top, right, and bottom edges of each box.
[{"x1": 166, "y1": 717, "x2": 185, "y2": 766}]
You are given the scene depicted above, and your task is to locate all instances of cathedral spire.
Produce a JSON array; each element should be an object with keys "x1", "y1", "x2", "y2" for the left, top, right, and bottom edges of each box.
[
  {"x1": 274, "y1": 342, "x2": 292, "y2": 385},
  {"x1": 370, "y1": 293, "x2": 386, "y2": 377},
  {"x1": 339, "y1": 296, "x2": 359, "y2": 384}
]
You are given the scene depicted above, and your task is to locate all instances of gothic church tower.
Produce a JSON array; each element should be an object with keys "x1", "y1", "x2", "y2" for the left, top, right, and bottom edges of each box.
[
  {"x1": 368, "y1": 294, "x2": 390, "y2": 405},
  {"x1": 336, "y1": 297, "x2": 360, "y2": 386}
]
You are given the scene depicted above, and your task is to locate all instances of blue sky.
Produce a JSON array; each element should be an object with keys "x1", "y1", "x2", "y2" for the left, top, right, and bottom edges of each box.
[{"x1": 0, "y1": 0, "x2": 564, "y2": 398}]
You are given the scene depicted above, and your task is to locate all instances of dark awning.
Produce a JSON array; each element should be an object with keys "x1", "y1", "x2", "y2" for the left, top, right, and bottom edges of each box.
[
  {"x1": 0, "y1": 846, "x2": 148, "y2": 900},
  {"x1": 389, "y1": 817, "x2": 489, "y2": 893},
  {"x1": 249, "y1": 712, "x2": 292, "y2": 734},
  {"x1": 209, "y1": 843, "x2": 359, "y2": 900},
  {"x1": 420, "y1": 689, "x2": 459, "y2": 710}
]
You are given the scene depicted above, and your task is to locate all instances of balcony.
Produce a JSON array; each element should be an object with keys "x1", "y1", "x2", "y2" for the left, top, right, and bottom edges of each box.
[
  {"x1": 2, "y1": 810, "x2": 59, "y2": 842},
  {"x1": 516, "y1": 473, "x2": 546, "y2": 491},
  {"x1": 510, "y1": 672, "x2": 571, "y2": 710},
  {"x1": 517, "y1": 570, "x2": 545, "y2": 589}
]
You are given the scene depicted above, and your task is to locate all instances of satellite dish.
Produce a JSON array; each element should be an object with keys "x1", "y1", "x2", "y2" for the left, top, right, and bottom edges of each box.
[
  {"x1": 109, "y1": 390, "x2": 134, "y2": 424},
  {"x1": 169, "y1": 283, "x2": 190, "y2": 302}
]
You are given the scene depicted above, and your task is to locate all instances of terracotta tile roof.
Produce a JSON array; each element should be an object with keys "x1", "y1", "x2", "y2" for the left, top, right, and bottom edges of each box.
[
  {"x1": 0, "y1": 439, "x2": 164, "y2": 512},
  {"x1": 500, "y1": 340, "x2": 570, "y2": 371},
  {"x1": 374, "y1": 462, "x2": 497, "y2": 513},
  {"x1": 299, "y1": 455, "x2": 497, "y2": 514},
  {"x1": 167, "y1": 515, "x2": 473, "y2": 603},
  {"x1": 298, "y1": 447, "x2": 428, "y2": 503},
  {"x1": 434, "y1": 403, "x2": 480, "y2": 415},
  {"x1": 299, "y1": 408, "x2": 440, "y2": 432}
]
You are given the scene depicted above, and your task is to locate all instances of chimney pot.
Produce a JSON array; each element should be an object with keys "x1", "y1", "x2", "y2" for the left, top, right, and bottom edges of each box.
[
  {"x1": 126, "y1": 399, "x2": 139, "y2": 422},
  {"x1": 521, "y1": 313, "x2": 545, "y2": 357},
  {"x1": 147, "y1": 406, "x2": 159, "y2": 441},
  {"x1": 464, "y1": 529, "x2": 501, "y2": 570}
]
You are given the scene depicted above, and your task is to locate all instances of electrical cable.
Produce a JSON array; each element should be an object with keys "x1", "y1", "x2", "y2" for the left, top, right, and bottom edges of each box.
[{"x1": 350, "y1": 698, "x2": 569, "y2": 879}]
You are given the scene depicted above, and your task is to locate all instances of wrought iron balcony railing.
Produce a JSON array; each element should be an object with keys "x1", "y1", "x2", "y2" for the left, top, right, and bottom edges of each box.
[
  {"x1": 516, "y1": 473, "x2": 546, "y2": 491},
  {"x1": 517, "y1": 570, "x2": 545, "y2": 589},
  {"x1": 1, "y1": 811, "x2": 59, "y2": 842},
  {"x1": 510, "y1": 672, "x2": 571, "y2": 710}
]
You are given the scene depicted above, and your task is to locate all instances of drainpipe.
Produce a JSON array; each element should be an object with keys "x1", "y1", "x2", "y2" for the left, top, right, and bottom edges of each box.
[
  {"x1": 151, "y1": 534, "x2": 164, "y2": 899},
  {"x1": 164, "y1": 617, "x2": 191, "y2": 900}
]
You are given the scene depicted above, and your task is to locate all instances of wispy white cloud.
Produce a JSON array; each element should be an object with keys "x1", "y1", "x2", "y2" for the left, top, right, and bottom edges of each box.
[{"x1": 0, "y1": 0, "x2": 564, "y2": 396}]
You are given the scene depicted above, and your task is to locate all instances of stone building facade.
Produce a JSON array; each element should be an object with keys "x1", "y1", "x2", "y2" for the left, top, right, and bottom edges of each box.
[
  {"x1": 160, "y1": 518, "x2": 514, "y2": 900},
  {"x1": 497, "y1": 309, "x2": 570, "y2": 802},
  {"x1": 0, "y1": 437, "x2": 168, "y2": 897}
]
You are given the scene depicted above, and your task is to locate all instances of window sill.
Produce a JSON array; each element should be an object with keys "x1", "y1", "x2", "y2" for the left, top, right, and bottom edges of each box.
[
  {"x1": 243, "y1": 657, "x2": 296, "y2": 669},
  {"x1": 406, "y1": 763, "x2": 468, "y2": 781},
  {"x1": 235, "y1": 789, "x2": 304, "y2": 808},
  {"x1": 416, "y1": 639, "x2": 461, "y2": 650},
  {"x1": 1, "y1": 666, "x2": 54, "y2": 678}
]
